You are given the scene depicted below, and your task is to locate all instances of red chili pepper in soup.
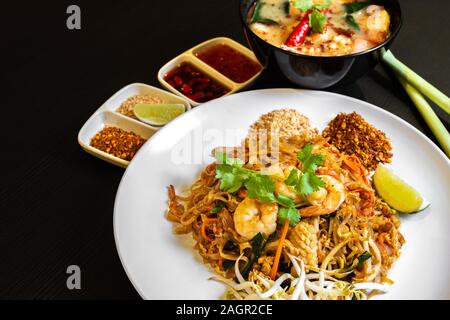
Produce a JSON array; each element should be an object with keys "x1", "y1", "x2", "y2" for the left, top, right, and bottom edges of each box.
[{"x1": 284, "y1": 10, "x2": 313, "y2": 47}]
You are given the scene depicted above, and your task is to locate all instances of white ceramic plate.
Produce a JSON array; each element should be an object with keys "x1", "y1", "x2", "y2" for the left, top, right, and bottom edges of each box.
[{"x1": 114, "y1": 89, "x2": 450, "y2": 300}]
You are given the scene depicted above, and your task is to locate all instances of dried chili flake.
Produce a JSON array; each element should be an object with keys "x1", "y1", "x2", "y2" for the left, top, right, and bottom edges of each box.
[
  {"x1": 90, "y1": 127, "x2": 146, "y2": 161},
  {"x1": 322, "y1": 112, "x2": 392, "y2": 171}
]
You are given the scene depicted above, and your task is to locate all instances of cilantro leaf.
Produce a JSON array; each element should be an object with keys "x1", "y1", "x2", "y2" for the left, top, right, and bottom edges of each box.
[
  {"x1": 297, "y1": 143, "x2": 314, "y2": 162},
  {"x1": 297, "y1": 143, "x2": 325, "y2": 173},
  {"x1": 315, "y1": 0, "x2": 331, "y2": 10},
  {"x1": 245, "y1": 174, "x2": 276, "y2": 203},
  {"x1": 344, "y1": 2, "x2": 370, "y2": 14},
  {"x1": 309, "y1": 10, "x2": 327, "y2": 33},
  {"x1": 215, "y1": 152, "x2": 251, "y2": 193},
  {"x1": 294, "y1": 0, "x2": 314, "y2": 12},
  {"x1": 278, "y1": 207, "x2": 300, "y2": 227},
  {"x1": 276, "y1": 194, "x2": 296, "y2": 208},
  {"x1": 304, "y1": 154, "x2": 326, "y2": 173},
  {"x1": 215, "y1": 162, "x2": 250, "y2": 193},
  {"x1": 285, "y1": 168, "x2": 300, "y2": 186},
  {"x1": 294, "y1": 0, "x2": 330, "y2": 11},
  {"x1": 218, "y1": 171, "x2": 246, "y2": 193},
  {"x1": 215, "y1": 152, "x2": 244, "y2": 167},
  {"x1": 296, "y1": 171, "x2": 325, "y2": 195}
]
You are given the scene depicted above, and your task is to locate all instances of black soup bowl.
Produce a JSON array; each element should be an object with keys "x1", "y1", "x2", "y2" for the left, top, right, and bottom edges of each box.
[{"x1": 240, "y1": 0, "x2": 402, "y2": 89}]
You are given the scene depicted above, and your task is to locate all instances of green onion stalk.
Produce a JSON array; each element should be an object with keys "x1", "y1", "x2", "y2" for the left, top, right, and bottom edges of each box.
[
  {"x1": 380, "y1": 50, "x2": 450, "y2": 158},
  {"x1": 381, "y1": 50, "x2": 450, "y2": 115}
]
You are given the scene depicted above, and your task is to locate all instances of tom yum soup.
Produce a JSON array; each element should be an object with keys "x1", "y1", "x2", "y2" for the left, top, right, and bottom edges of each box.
[{"x1": 248, "y1": 0, "x2": 391, "y2": 56}]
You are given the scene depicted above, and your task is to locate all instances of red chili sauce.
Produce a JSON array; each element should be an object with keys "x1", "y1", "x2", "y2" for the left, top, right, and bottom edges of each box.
[
  {"x1": 195, "y1": 44, "x2": 262, "y2": 83},
  {"x1": 164, "y1": 63, "x2": 229, "y2": 103}
]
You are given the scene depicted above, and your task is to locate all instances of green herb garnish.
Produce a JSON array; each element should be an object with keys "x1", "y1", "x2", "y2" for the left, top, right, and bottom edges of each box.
[
  {"x1": 215, "y1": 152, "x2": 250, "y2": 193},
  {"x1": 357, "y1": 251, "x2": 372, "y2": 267},
  {"x1": 215, "y1": 152, "x2": 278, "y2": 203},
  {"x1": 245, "y1": 174, "x2": 277, "y2": 203},
  {"x1": 309, "y1": 10, "x2": 327, "y2": 33},
  {"x1": 344, "y1": 2, "x2": 370, "y2": 14},
  {"x1": 241, "y1": 233, "x2": 267, "y2": 279},
  {"x1": 284, "y1": 168, "x2": 300, "y2": 186},
  {"x1": 294, "y1": 0, "x2": 330, "y2": 12},
  {"x1": 345, "y1": 14, "x2": 360, "y2": 30},
  {"x1": 298, "y1": 171, "x2": 326, "y2": 195},
  {"x1": 278, "y1": 207, "x2": 300, "y2": 227},
  {"x1": 285, "y1": 143, "x2": 326, "y2": 195},
  {"x1": 214, "y1": 145, "x2": 325, "y2": 229},
  {"x1": 340, "y1": 251, "x2": 373, "y2": 274},
  {"x1": 251, "y1": 2, "x2": 278, "y2": 24},
  {"x1": 276, "y1": 194, "x2": 296, "y2": 208},
  {"x1": 297, "y1": 143, "x2": 325, "y2": 173},
  {"x1": 294, "y1": 0, "x2": 313, "y2": 12}
]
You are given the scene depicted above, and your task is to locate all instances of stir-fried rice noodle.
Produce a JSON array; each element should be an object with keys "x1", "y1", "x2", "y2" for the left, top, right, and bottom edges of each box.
[{"x1": 167, "y1": 111, "x2": 404, "y2": 300}]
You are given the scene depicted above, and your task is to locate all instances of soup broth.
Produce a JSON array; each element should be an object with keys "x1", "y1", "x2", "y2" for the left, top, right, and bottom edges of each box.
[{"x1": 248, "y1": 0, "x2": 391, "y2": 56}]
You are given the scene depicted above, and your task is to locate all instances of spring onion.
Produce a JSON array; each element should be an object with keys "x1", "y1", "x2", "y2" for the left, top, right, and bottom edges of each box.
[
  {"x1": 380, "y1": 50, "x2": 450, "y2": 157},
  {"x1": 381, "y1": 50, "x2": 450, "y2": 115},
  {"x1": 398, "y1": 77, "x2": 450, "y2": 157}
]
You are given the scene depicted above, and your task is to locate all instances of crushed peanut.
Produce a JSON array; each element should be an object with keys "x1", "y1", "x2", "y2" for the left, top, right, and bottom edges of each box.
[
  {"x1": 116, "y1": 94, "x2": 164, "y2": 119},
  {"x1": 250, "y1": 109, "x2": 318, "y2": 139},
  {"x1": 90, "y1": 127, "x2": 146, "y2": 161},
  {"x1": 322, "y1": 112, "x2": 392, "y2": 171}
]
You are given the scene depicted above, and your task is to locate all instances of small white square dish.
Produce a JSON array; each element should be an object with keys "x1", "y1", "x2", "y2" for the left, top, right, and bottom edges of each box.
[
  {"x1": 158, "y1": 37, "x2": 263, "y2": 107},
  {"x1": 78, "y1": 83, "x2": 190, "y2": 167}
]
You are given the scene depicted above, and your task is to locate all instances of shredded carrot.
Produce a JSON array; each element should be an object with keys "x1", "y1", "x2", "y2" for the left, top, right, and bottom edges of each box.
[
  {"x1": 201, "y1": 218, "x2": 219, "y2": 242},
  {"x1": 343, "y1": 156, "x2": 370, "y2": 187},
  {"x1": 218, "y1": 258, "x2": 223, "y2": 269},
  {"x1": 269, "y1": 219, "x2": 290, "y2": 280}
]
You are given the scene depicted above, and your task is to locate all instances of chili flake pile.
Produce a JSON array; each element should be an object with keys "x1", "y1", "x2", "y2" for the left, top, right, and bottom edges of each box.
[
  {"x1": 322, "y1": 112, "x2": 392, "y2": 171},
  {"x1": 90, "y1": 127, "x2": 146, "y2": 161}
]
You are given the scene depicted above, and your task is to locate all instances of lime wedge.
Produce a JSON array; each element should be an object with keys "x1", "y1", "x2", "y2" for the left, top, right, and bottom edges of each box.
[
  {"x1": 133, "y1": 103, "x2": 185, "y2": 126},
  {"x1": 374, "y1": 165, "x2": 426, "y2": 214}
]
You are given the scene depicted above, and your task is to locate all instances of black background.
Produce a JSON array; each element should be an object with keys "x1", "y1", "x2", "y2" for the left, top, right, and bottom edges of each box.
[{"x1": 0, "y1": 0, "x2": 449, "y2": 299}]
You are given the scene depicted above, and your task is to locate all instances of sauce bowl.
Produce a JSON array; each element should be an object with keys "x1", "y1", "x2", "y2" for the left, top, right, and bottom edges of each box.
[{"x1": 239, "y1": 0, "x2": 402, "y2": 89}]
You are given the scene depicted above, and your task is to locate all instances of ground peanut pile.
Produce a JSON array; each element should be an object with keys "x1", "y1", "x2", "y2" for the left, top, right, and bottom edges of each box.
[
  {"x1": 322, "y1": 112, "x2": 392, "y2": 171},
  {"x1": 250, "y1": 109, "x2": 318, "y2": 138}
]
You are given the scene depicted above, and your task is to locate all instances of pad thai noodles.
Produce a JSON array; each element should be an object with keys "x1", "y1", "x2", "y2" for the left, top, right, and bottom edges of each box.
[{"x1": 167, "y1": 109, "x2": 405, "y2": 300}]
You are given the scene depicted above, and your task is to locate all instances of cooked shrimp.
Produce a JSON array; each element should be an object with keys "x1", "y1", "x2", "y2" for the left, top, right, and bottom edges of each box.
[
  {"x1": 272, "y1": 165, "x2": 303, "y2": 203},
  {"x1": 300, "y1": 175, "x2": 345, "y2": 217},
  {"x1": 274, "y1": 179, "x2": 303, "y2": 203},
  {"x1": 234, "y1": 197, "x2": 278, "y2": 240},
  {"x1": 365, "y1": 6, "x2": 390, "y2": 43}
]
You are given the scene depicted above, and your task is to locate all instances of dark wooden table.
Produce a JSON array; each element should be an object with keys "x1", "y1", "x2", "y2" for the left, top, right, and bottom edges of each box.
[{"x1": 1, "y1": 0, "x2": 449, "y2": 299}]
